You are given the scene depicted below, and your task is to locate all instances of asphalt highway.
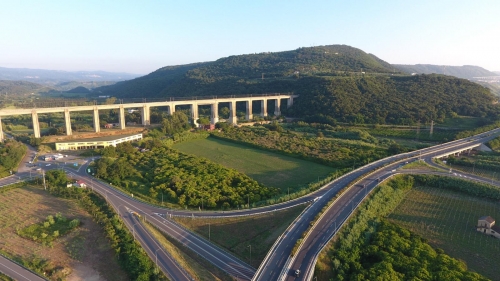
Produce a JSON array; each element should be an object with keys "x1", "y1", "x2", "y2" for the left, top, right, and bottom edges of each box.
[
  {"x1": 0, "y1": 255, "x2": 46, "y2": 281},
  {"x1": 254, "y1": 128, "x2": 500, "y2": 281},
  {"x1": 1, "y1": 128, "x2": 499, "y2": 281}
]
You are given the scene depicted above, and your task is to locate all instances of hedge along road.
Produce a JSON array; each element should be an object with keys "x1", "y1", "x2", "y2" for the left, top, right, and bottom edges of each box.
[{"x1": 2, "y1": 127, "x2": 499, "y2": 281}]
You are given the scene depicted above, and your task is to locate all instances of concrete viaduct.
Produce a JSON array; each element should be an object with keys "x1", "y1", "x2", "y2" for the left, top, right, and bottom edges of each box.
[{"x1": 0, "y1": 94, "x2": 297, "y2": 141}]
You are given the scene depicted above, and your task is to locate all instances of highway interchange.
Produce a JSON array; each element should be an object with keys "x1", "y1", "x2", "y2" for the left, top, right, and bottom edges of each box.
[{"x1": 0, "y1": 128, "x2": 500, "y2": 281}]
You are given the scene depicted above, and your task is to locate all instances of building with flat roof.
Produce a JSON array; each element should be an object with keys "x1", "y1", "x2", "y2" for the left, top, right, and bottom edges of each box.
[{"x1": 55, "y1": 133, "x2": 142, "y2": 151}]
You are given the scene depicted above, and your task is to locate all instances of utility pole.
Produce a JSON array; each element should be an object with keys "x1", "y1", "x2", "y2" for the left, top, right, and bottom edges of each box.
[
  {"x1": 430, "y1": 120, "x2": 434, "y2": 137},
  {"x1": 416, "y1": 120, "x2": 420, "y2": 140},
  {"x1": 209, "y1": 223, "x2": 211, "y2": 241}
]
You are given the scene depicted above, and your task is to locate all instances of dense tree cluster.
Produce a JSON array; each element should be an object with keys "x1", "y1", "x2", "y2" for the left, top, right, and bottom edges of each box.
[
  {"x1": 487, "y1": 136, "x2": 500, "y2": 151},
  {"x1": 338, "y1": 220, "x2": 488, "y2": 281},
  {"x1": 211, "y1": 125, "x2": 390, "y2": 168},
  {"x1": 0, "y1": 139, "x2": 27, "y2": 177},
  {"x1": 93, "y1": 143, "x2": 278, "y2": 209},
  {"x1": 161, "y1": 111, "x2": 191, "y2": 134}
]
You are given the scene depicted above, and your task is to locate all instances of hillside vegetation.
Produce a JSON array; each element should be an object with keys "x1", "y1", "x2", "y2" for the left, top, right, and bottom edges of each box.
[
  {"x1": 289, "y1": 75, "x2": 499, "y2": 124},
  {"x1": 94, "y1": 45, "x2": 395, "y2": 99}
]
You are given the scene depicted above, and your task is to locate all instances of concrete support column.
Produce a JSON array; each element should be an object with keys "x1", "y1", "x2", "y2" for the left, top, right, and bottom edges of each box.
[
  {"x1": 245, "y1": 100, "x2": 253, "y2": 120},
  {"x1": 260, "y1": 99, "x2": 268, "y2": 117},
  {"x1": 168, "y1": 104, "x2": 175, "y2": 115},
  {"x1": 191, "y1": 103, "x2": 199, "y2": 126},
  {"x1": 211, "y1": 102, "x2": 219, "y2": 124},
  {"x1": 93, "y1": 107, "x2": 100, "y2": 133},
  {"x1": 287, "y1": 97, "x2": 294, "y2": 108},
  {"x1": 229, "y1": 101, "x2": 238, "y2": 124},
  {"x1": 0, "y1": 116, "x2": 4, "y2": 142},
  {"x1": 64, "y1": 109, "x2": 72, "y2": 136},
  {"x1": 141, "y1": 105, "x2": 150, "y2": 126},
  {"x1": 118, "y1": 106, "x2": 126, "y2": 130},
  {"x1": 274, "y1": 99, "x2": 281, "y2": 116},
  {"x1": 31, "y1": 110, "x2": 41, "y2": 138}
]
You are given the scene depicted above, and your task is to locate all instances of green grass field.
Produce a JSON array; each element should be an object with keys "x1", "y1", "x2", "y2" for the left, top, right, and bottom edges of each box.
[
  {"x1": 173, "y1": 138, "x2": 334, "y2": 191},
  {"x1": 173, "y1": 205, "x2": 305, "y2": 268},
  {"x1": 388, "y1": 186, "x2": 500, "y2": 280}
]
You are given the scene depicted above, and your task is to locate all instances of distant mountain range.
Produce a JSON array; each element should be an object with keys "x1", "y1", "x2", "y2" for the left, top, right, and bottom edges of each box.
[
  {"x1": 393, "y1": 64, "x2": 497, "y2": 79},
  {"x1": 0, "y1": 67, "x2": 140, "y2": 85}
]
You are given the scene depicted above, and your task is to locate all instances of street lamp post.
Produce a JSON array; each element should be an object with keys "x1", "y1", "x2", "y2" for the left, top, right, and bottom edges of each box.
[
  {"x1": 133, "y1": 223, "x2": 138, "y2": 240},
  {"x1": 248, "y1": 245, "x2": 251, "y2": 265},
  {"x1": 155, "y1": 248, "x2": 161, "y2": 273}
]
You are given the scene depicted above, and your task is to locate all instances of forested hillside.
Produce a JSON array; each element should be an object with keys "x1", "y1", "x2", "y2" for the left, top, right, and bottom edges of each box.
[
  {"x1": 288, "y1": 75, "x2": 499, "y2": 124},
  {"x1": 93, "y1": 45, "x2": 395, "y2": 98},
  {"x1": 0, "y1": 80, "x2": 51, "y2": 96},
  {"x1": 393, "y1": 64, "x2": 497, "y2": 79}
]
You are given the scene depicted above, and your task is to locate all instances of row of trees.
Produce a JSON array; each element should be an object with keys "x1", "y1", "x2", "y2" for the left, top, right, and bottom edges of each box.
[
  {"x1": 93, "y1": 143, "x2": 279, "y2": 209},
  {"x1": 211, "y1": 125, "x2": 390, "y2": 168}
]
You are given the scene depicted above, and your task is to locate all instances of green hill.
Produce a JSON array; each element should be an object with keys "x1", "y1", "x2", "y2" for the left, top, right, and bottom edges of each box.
[
  {"x1": 94, "y1": 45, "x2": 395, "y2": 98},
  {"x1": 0, "y1": 80, "x2": 52, "y2": 96}
]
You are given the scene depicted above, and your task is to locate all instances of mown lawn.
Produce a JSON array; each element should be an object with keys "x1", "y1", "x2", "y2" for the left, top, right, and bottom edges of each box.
[
  {"x1": 387, "y1": 186, "x2": 500, "y2": 280},
  {"x1": 174, "y1": 137, "x2": 334, "y2": 191}
]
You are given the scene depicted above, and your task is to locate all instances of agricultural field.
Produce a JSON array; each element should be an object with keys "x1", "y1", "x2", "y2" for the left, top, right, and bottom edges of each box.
[
  {"x1": 0, "y1": 186, "x2": 128, "y2": 281},
  {"x1": 388, "y1": 185, "x2": 500, "y2": 280},
  {"x1": 173, "y1": 137, "x2": 334, "y2": 191},
  {"x1": 173, "y1": 205, "x2": 306, "y2": 268}
]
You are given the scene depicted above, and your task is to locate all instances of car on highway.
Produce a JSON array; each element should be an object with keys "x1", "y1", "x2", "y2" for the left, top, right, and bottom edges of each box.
[
  {"x1": 294, "y1": 269, "x2": 300, "y2": 277},
  {"x1": 45, "y1": 164, "x2": 51, "y2": 166}
]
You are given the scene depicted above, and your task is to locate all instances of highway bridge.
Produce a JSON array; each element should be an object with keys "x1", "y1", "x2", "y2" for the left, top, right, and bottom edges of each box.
[
  {"x1": 0, "y1": 93, "x2": 297, "y2": 141},
  {"x1": 1, "y1": 128, "x2": 499, "y2": 280}
]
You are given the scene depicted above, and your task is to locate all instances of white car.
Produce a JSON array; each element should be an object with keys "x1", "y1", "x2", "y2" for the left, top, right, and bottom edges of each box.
[{"x1": 46, "y1": 164, "x2": 51, "y2": 166}]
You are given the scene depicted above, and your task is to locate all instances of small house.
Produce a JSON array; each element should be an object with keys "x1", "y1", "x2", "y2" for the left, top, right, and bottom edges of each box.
[
  {"x1": 73, "y1": 180, "x2": 87, "y2": 188},
  {"x1": 202, "y1": 124, "x2": 215, "y2": 131},
  {"x1": 477, "y1": 216, "x2": 500, "y2": 239}
]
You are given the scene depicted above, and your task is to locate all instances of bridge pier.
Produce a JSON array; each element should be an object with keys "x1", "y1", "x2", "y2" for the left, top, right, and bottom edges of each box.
[
  {"x1": 168, "y1": 104, "x2": 175, "y2": 115},
  {"x1": 119, "y1": 106, "x2": 126, "y2": 129},
  {"x1": 141, "y1": 105, "x2": 150, "y2": 126},
  {"x1": 93, "y1": 107, "x2": 100, "y2": 133},
  {"x1": 191, "y1": 103, "x2": 199, "y2": 126},
  {"x1": 261, "y1": 99, "x2": 268, "y2": 117},
  {"x1": 64, "y1": 109, "x2": 72, "y2": 136},
  {"x1": 287, "y1": 97, "x2": 294, "y2": 108},
  {"x1": 0, "y1": 116, "x2": 4, "y2": 142},
  {"x1": 274, "y1": 98, "x2": 281, "y2": 116},
  {"x1": 245, "y1": 100, "x2": 253, "y2": 120},
  {"x1": 211, "y1": 103, "x2": 219, "y2": 124},
  {"x1": 229, "y1": 101, "x2": 237, "y2": 124},
  {"x1": 32, "y1": 111, "x2": 40, "y2": 138}
]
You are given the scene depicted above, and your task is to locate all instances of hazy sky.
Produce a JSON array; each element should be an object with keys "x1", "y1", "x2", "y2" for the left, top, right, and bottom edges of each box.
[{"x1": 1, "y1": 0, "x2": 499, "y2": 74}]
